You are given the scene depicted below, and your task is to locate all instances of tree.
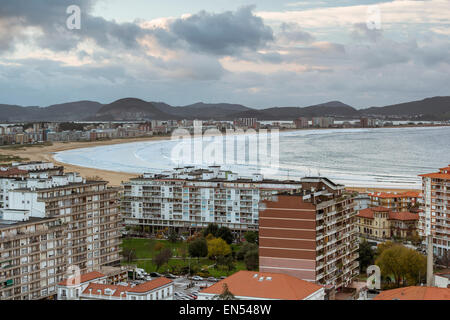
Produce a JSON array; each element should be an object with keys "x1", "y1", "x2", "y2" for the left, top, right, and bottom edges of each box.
[
  {"x1": 188, "y1": 238, "x2": 208, "y2": 262},
  {"x1": 237, "y1": 242, "x2": 258, "y2": 261},
  {"x1": 214, "y1": 283, "x2": 236, "y2": 300},
  {"x1": 244, "y1": 249, "x2": 259, "y2": 271},
  {"x1": 358, "y1": 240, "x2": 375, "y2": 272},
  {"x1": 168, "y1": 229, "x2": 179, "y2": 243},
  {"x1": 203, "y1": 224, "x2": 220, "y2": 238},
  {"x1": 179, "y1": 245, "x2": 188, "y2": 263},
  {"x1": 376, "y1": 241, "x2": 396, "y2": 257},
  {"x1": 217, "y1": 227, "x2": 234, "y2": 244},
  {"x1": 207, "y1": 238, "x2": 231, "y2": 260},
  {"x1": 217, "y1": 255, "x2": 235, "y2": 274},
  {"x1": 244, "y1": 231, "x2": 258, "y2": 244},
  {"x1": 153, "y1": 248, "x2": 172, "y2": 272},
  {"x1": 122, "y1": 247, "x2": 136, "y2": 263},
  {"x1": 375, "y1": 244, "x2": 426, "y2": 287}
]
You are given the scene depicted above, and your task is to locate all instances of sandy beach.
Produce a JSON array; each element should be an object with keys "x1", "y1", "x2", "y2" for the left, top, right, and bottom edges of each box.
[{"x1": 0, "y1": 134, "x2": 421, "y2": 192}]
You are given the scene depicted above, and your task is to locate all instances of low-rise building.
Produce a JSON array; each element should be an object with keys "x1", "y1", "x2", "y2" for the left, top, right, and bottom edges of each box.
[
  {"x1": 198, "y1": 270, "x2": 325, "y2": 300},
  {"x1": 57, "y1": 271, "x2": 174, "y2": 300},
  {"x1": 369, "y1": 191, "x2": 421, "y2": 212},
  {"x1": 356, "y1": 206, "x2": 419, "y2": 241}
]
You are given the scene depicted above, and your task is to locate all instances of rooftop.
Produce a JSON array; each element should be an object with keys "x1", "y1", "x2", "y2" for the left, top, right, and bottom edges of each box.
[
  {"x1": 199, "y1": 271, "x2": 323, "y2": 300},
  {"x1": 357, "y1": 207, "x2": 419, "y2": 221},
  {"x1": 373, "y1": 286, "x2": 450, "y2": 300},
  {"x1": 58, "y1": 271, "x2": 106, "y2": 286}
]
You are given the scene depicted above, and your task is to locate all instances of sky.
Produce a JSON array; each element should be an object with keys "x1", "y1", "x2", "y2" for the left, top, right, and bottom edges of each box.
[{"x1": 0, "y1": 0, "x2": 449, "y2": 109}]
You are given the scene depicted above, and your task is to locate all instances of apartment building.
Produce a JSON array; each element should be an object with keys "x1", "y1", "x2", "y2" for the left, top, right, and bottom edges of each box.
[
  {"x1": 293, "y1": 117, "x2": 309, "y2": 129},
  {"x1": 258, "y1": 177, "x2": 359, "y2": 291},
  {"x1": 121, "y1": 166, "x2": 303, "y2": 234},
  {"x1": 0, "y1": 164, "x2": 122, "y2": 300},
  {"x1": 356, "y1": 206, "x2": 419, "y2": 241},
  {"x1": 419, "y1": 165, "x2": 450, "y2": 257},
  {"x1": 369, "y1": 191, "x2": 421, "y2": 212}
]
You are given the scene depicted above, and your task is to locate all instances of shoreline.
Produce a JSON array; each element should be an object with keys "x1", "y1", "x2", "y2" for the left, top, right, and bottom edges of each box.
[{"x1": 0, "y1": 126, "x2": 432, "y2": 191}]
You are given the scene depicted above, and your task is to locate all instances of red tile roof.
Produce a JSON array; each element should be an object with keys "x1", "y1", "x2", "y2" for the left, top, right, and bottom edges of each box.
[
  {"x1": 127, "y1": 277, "x2": 173, "y2": 293},
  {"x1": 0, "y1": 167, "x2": 28, "y2": 177},
  {"x1": 374, "y1": 286, "x2": 450, "y2": 300},
  {"x1": 357, "y1": 207, "x2": 418, "y2": 221},
  {"x1": 369, "y1": 191, "x2": 421, "y2": 198},
  {"x1": 200, "y1": 271, "x2": 323, "y2": 300},
  {"x1": 58, "y1": 271, "x2": 105, "y2": 286}
]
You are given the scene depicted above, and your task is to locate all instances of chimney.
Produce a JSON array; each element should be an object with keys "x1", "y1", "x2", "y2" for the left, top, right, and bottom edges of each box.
[{"x1": 426, "y1": 235, "x2": 434, "y2": 287}]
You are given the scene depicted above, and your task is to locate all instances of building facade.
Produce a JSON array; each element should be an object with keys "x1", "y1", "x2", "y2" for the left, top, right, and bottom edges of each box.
[
  {"x1": 419, "y1": 165, "x2": 450, "y2": 257},
  {"x1": 121, "y1": 166, "x2": 302, "y2": 234},
  {"x1": 369, "y1": 191, "x2": 421, "y2": 212},
  {"x1": 0, "y1": 162, "x2": 122, "y2": 300},
  {"x1": 258, "y1": 177, "x2": 359, "y2": 290},
  {"x1": 356, "y1": 206, "x2": 419, "y2": 241}
]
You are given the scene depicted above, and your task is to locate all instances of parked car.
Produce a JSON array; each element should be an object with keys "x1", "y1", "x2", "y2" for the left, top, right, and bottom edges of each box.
[
  {"x1": 164, "y1": 273, "x2": 177, "y2": 279},
  {"x1": 150, "y1": 272, "x2": 162, "y2": 277},
  {"x1": 207, "y1": 277, "x2": 218, "y2": 282},
  {"x1": 219, "y1": 276, "x2": 227, "y2": 280},
  {"x1": 192, "y1": 276, "x2": 204, "y2": 281}
]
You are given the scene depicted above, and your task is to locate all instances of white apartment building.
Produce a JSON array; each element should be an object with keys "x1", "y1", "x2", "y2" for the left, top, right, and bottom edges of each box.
[
  {"x1": 121, "y1": 166, "x2": 303, "y2": 233},
  {"x1": 0, "y1": 163, "x2": 122, "y2": 300},
  {"x1": 419, "y1": 165, "x2": 450, "y2": 257}
]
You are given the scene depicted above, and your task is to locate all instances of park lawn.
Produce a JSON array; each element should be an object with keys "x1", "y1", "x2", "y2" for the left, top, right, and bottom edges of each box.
[{"x1": 121, "y1": 238, "x2": 248, "y2": 277}]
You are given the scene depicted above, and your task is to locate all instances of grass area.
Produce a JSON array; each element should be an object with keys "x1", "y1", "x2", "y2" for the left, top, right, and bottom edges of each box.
[
  {"x1": 0, "y1": 154, "x2": 29, "y2": 165},
  {"x1": 121, "y1": 238, "x2": 248, "y2": 277},
  {"x1": 0, "y1": 141, "x2": 53, "y2": 150}
]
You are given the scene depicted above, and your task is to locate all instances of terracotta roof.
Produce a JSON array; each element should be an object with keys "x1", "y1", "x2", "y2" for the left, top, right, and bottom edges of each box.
[
  {"x1": 0, "y1": 167, "x2": 28, "y2": 177},
  {"x1": 419, "y1": 166, "x2": 450, "y2": 180},
  {"x1": 357, "y1": 208, "x2": 375, "y2": 219},
  {"x1": 388, "y1": 211, "x2": 419, "y2": 221},
  {"x1": 369, "y1": 191, "x2": 421, "y2": 198},
  {"x1": 371, "y1": 206, "x2": 390, "y2": 212},
  {"x1": 127, "y1": 277, "x2": 172, "y2": 293},
  {"x1": 199, "y1": 271, "x2": 323, "y2": 300},
  {"x1": 58, "y1": 271, "x2": 105, "y2": 286},
  {"x1": 82, "y1": 283, "x2": 129, "y2": 298},
  {"x1": 374, "y1": 286, "x2": 450, "y2": 300}
]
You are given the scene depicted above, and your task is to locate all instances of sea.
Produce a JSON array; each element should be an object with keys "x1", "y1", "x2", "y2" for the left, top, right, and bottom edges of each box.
[{"x1": 54, "y1": 126, "x2": 450, "y2": 188}]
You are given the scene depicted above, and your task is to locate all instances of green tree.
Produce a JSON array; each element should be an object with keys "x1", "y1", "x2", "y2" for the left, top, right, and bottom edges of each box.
[
  {"x1": 168, "y1": 229, "x2": 179, "y2": 243},
  {"x1": 207, "y1": 238, "x2": 231, "y2": 260},
  {"x1": 217, "y1": 227, "x2": 234, "y2": 244},
  {"x1": 244, "y1": 249, "x2": 259, "y2": 271},
  {"x1": 358, "y1": 240, "x2": 375, "y2": 272},
  {"x1": 236, "y1": 242, "x2": 258, "y2": 261},
  {"x1": 244, "y1": 231, "x2": 258, "y2": 244},
  {"x1": 217, "y1": 255, "x2": 235, "y2": 274},
  {"x1": 376, "y1": 241, "x2": 396, "y2": 257},
  {"x1": 122, "y1": 247, "x2": 136, "y2": 263},
  {"x1": 203, "y1": 224, "x2": 220, "y2": 238},
  {"x1": 153, "y1": 248, "x2": 172, "y2": 272},
  {"x1": 188, "y1": 238, "x2": 208, "y2": 262}
]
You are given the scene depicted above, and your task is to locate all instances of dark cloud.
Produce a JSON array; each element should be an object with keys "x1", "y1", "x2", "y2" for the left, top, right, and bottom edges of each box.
[
  {"x1": 152, "y1": 6, "x2": 274, "y2": 56},
  {"x1": 0, "y1": 0, "x2": 147, "y2": 52}
]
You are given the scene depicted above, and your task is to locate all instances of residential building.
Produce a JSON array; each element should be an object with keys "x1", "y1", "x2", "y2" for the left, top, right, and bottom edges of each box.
[
  {"x1": 312, "y1": 117, "x2": 334, "y2": 128},
  {"x1": 0, "y1": 164, "x2": 122, "y2": 300},
  {"x1": 121, "y1": 166, "x2": 303, "y2": 234},
  {"x1": 356, "y1": 206, "x2": 419, "y2": 241},
  {"x1": 434, "y1": 270, "x2": 450, "y2": 288},
  {"x1": 198, "y1": 270, "x2": 325, "y2": 300},
  {"x1": 56, "y1": 271, "x2": 174, "y2": 300},
  {"x1": 419, "y1": 165, "x2": 450, "y2": 257},
  {"x1": 258, "y1": 177, "x2": 359, "y2": 291},
  {"x1": 293, "y1": 117, "x2": 309, "y2": 129},
  {"x1": 369, "y1": 191, "x2": 421, "y2": 212},
  {"x1": 373, "y1": 286, "x2": 450, "y2": 300}
]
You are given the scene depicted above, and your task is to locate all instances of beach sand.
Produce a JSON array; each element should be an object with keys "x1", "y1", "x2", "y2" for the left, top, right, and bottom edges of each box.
[{"x1": 0, "y1": 135, "x2": 421, "y2": 192}]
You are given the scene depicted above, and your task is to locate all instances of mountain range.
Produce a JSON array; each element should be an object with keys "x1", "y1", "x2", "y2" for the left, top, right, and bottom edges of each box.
[{"x1": 1, "y1": 96, "x2": 449, "y2": 122}]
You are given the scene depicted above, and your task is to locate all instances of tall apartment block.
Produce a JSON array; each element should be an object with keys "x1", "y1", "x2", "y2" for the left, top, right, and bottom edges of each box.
[
  {"x1": 419, "y1": 165, "x2": 450, "y2": 257},
  {"x1": 259, "y1": 177, "x2": 359, "y2": 290},
  {"x1": 121, "y1": 166, "x2": 302, "y2": 234},
  {"x1": 0, "y1": 162, "x2": 121, "y2": 300}
]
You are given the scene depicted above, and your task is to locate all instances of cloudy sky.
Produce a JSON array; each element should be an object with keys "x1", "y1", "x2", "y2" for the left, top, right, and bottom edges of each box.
[{"x1": 0, "y1": 0, "x2": 449, "y2": 108}]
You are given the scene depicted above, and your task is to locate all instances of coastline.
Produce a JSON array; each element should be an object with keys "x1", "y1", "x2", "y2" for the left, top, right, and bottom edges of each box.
[{"x1": 0, "y1": 127, "x2": 428, "y2": 191}]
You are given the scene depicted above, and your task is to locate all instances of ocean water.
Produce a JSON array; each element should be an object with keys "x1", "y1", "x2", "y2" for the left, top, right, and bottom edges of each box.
[{"x1": 54, "y1": 126, "x2": 450, "y2": 188}]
